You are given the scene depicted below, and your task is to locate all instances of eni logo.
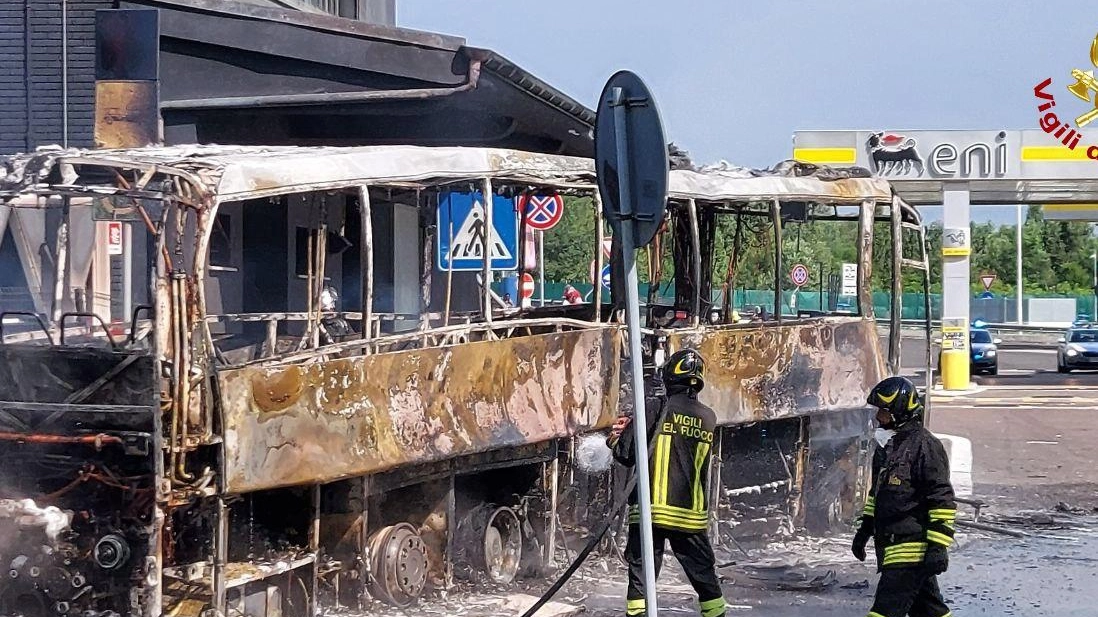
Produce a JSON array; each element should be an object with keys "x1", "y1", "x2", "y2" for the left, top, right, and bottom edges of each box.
[{"x1": 1033, "y1": 32, "x2": 1098, "y2": 160}]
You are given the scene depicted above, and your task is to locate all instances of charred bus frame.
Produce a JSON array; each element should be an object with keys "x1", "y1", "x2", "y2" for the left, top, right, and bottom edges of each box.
[
  {"x1": 629, "y1": 166, "x2": 932, "y2": 543},
  {"x1": 0, "y1": 146, "x2": 929, "y2": 617}
]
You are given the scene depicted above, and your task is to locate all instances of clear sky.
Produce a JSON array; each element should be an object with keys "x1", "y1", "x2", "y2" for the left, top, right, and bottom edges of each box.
[{"x1": 397, "y1": 1, "x2": 1098, "y2": 225}]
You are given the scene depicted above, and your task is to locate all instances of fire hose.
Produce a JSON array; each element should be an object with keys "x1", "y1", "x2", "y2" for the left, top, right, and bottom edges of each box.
[{"x1": 520, "y1": 395, "x2": 671, "y2": 617}]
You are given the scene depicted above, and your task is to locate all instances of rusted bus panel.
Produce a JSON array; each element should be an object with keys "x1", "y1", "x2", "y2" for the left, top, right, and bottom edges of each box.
[
  {"x1": 663, "y1": 318, "x2": 885, "y2": 426},
  {"x1": 218, "y1": 327, "x2": 621, "y2": 493}
]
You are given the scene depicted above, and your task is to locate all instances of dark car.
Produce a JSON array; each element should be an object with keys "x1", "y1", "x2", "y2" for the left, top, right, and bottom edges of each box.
[
  {"x1": 969, "y1": 328, "x2": 1000, "y2": 375},
  {"x1": 1057, "y1": 328, "x2": 1098, "y2": 372},
  {"x1": 936, "y1": 328, "x2": 1001, "y2": 375}
]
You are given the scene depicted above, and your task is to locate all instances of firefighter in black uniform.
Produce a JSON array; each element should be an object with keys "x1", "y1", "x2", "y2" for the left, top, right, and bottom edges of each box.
[
  {"x1": 607, "y1": 348, "x2": 727, "y2": 617},
  {"x1": 853, "y1": 376, "x2": 956, "y2": 617}
]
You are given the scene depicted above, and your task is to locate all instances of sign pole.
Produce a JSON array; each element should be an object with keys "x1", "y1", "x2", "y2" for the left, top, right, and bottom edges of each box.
[
  {"x1": 610, "y1": 84, "x2": 659, "y2": 617},
  {"x1": 1016, "y1": 204, "x2": 1023, "y2": 324},
  {"x1": 539, "y1": 230, "x2": 546, "y2": 307}
]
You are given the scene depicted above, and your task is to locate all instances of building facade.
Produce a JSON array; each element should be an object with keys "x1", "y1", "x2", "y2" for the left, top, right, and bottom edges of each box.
[{"x1": 0, "y1": 0, "x2": 594, "y2": 326}]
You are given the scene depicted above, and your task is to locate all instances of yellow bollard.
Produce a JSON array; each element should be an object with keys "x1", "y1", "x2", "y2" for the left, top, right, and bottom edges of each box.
[{"x1": 940, "y1": 349, "x2": 970, "y2": 391}]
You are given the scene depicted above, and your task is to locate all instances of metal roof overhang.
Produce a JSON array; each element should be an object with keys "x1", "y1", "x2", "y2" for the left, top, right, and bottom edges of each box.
[
  {"x1": 890, "y1": 179, "x2": 1098, "y2": 205},
  {"x1": 793, "y1": 130, "x2": 1098, "y2": 213},
  {"x1": 121, "y1": 0, "x2": 595, "y2": 156}
]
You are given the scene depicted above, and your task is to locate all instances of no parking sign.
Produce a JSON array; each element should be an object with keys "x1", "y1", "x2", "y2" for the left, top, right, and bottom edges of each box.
[
  {"x1": 520, "y1": 194, "x2": 564, "y2": 231},
  {"x1": 790, "y1": 263, "x2": 809, "y2": 287}
]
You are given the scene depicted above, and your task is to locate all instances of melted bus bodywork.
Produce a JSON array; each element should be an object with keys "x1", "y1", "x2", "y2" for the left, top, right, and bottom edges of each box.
[
  {"x1": 638, "y1": 164, "x2": 931, "y2": 541},
  {"x1": 0, "y1": 146, "x2": 928, "y2": 617}
]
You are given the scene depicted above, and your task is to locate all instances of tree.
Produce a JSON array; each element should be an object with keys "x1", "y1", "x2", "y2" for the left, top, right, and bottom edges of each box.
[
  {"x1": 948, "y1": 206, "x2": 1096, "y2": 296},
  {"x1": 541, "y1": 196, "x2": 597, "y2": 283}
]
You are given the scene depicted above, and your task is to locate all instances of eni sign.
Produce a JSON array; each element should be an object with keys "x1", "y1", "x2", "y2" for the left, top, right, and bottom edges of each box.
[
  {"x1": 794, "y1": 130, "x2": 1016, "y2": 180},
  {"x1": 923, "y1": 135, "x2": 1008, "y2": 177}
]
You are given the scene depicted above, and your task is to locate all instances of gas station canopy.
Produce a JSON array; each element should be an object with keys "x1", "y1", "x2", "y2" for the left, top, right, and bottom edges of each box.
[{"x1": 793, "y1": 129, "x2": 1098, "y2": 219}]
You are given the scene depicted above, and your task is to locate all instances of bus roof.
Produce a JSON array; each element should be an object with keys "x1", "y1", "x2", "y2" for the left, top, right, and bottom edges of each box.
[{"x1": 2, "y1": 144, "x2": 895, "y2": 205}]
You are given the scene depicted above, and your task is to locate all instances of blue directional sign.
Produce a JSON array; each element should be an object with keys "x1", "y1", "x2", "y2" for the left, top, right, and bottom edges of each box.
[
  {"x1": 601, "y1": 265, "x2": 611, "y2": 290},
  {"x1": 436, "y1": 190, "x2": 518, "y2": 271}
]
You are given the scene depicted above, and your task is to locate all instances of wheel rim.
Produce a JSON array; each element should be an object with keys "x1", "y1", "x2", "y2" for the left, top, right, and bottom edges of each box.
[{"x1": 366, "y1": 523, "x2": 428, "y2": 607}]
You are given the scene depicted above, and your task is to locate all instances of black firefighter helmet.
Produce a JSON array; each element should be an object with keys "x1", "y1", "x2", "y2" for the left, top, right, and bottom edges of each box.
[
  {"x1": 867, "y1": 375, "x2": 923, "y2": 426},
  {"x1": 663, "y1": 348, "x2": 705, "y2": 392}
]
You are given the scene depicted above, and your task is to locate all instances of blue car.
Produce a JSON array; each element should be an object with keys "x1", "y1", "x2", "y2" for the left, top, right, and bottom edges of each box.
[
  {"x1": 968, "y1": 328, "x2": 1000, "y2": 375},
  {"x1": 937, "y1": 326, "x2": 1001, "y2": 375}
]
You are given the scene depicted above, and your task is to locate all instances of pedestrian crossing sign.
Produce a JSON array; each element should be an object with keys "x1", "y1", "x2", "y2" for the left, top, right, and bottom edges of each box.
[{"x1": 436, "y1": 190, "x2": 518, "y2": 271}]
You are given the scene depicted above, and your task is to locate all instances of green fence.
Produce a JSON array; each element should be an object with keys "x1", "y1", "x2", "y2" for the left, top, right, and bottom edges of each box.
[
  {"x1": 501, "y1": 280, "x2": 1092, "y2": 322},
  {"x1": 509, "y1": 281, "x2": 932, "y2": 318}
]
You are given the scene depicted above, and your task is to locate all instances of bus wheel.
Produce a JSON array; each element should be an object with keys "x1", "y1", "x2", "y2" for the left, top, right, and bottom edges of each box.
[
  {"x1": 366, "y1": 523, "x2": 428, "y2": 607},
  {"x1": 483, "y1": 507, "x2": 523, "y2": 584}
]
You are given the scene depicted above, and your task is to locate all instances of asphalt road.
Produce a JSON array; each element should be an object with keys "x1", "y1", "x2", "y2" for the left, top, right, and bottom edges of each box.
[
  {"x1": 582, "y1": 382, "x2": 1098, "y2": 617},
  {"x1": 892, "y1": 336, "x2": 1098, "y2": 388},
  {"x1": 889, "y1": 334, "x2": 1098, "y2": 509},
  {"x1": 930, "y1": 387, "x2": 1098, "y2": 511}
]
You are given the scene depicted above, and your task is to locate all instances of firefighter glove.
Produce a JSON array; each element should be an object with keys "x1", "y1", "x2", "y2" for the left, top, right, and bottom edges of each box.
[
  {"x1": 924, "y1": 543, "x2": 948, "y2": 574},
  {"x1": 851, "y1": 529, "x2": 871, "y2": 562},
  {"x1": 606, "y1": 415, "x2": 632, "y2": 448}
]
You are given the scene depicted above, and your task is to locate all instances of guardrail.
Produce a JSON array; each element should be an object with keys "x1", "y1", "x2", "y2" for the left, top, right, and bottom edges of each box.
[{"x1": 879, "y1": 318, "x2": 1069, "y2": 334}]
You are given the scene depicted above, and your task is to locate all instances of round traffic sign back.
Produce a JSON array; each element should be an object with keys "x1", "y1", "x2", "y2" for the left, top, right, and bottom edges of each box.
[
  {"x1": 589, "y1": 260, "x2": 612, "y2": 290},
  {"x1": 790, "y1": 263, "x2": 809, "y2": 287},
  {"x1": 520, "y1": 272, "x2": 535, "y2": 299},
  {"x1": 520, "y1": 194, "x2": 564, "y2": 231}
]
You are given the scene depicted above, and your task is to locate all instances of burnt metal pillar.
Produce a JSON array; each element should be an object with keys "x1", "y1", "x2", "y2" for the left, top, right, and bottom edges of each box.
[
  {"x1": 686, "y1": 199, "x2": 702, "y2": 327},
  {"x1": 771, "y1": 199, "x2": 782, "y2": 322},
  {"x1": 310, "y1": 484, "x2": 321, "y2": 616},
  {"x1": 358, "y1": 186, "x2": 374, "y2": 341},
  {"x1": 889, "y1": 196, "x2": 903, "y2": 375},
  {"x1": 545, "y1": 456, "x2": 559, "y2": 568},
  {"x1": 419, "y1": 190, "x2": 433, "y2": 332},
  {"x1": 482, "y1": 178, "x2": 495, "y2": 325},
  {"x1": 50, "y1": 197, "x2": 71, "y2": 326},
  {"x1": 857, "y1": 200, "x2": 874, "y2": 322},
  {"x1": 213, "y1": 496, "x2": 228, "y2": 615}
]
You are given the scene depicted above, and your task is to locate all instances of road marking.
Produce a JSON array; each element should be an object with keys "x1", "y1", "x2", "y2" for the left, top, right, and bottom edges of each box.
[
  {"x1": 1000, "y1": 349, "x2": 1057, "y2": 355},
  {"x1": 1026, "y1": 440, "x2": 1060, "y2": 445},
  {"x1": 932, "y1": 433, "x2": 973, "y2": 498},
  {"x1": 935, "y1": 405, "x2": 1098, "y2": 413},
  {"x1": 981, "y1": 384, "x2": 1098, "y2": 391}
]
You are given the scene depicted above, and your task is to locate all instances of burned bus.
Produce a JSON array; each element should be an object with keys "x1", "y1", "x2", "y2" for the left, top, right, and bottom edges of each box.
[
  {"x1": 632, "y1": 162, "x2": 931, "y2": 547},
  {"x1": 0, "y1": 145, "x2": 928, "y2": 617}
]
